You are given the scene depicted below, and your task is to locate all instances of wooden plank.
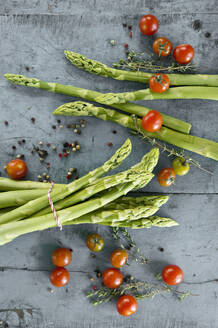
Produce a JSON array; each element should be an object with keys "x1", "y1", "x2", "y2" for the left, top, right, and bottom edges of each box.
[
  {"x1": 0, "y1": 13, "x2": 218, "y2": 193},
  {"x1": 0, "y1": 194, "x2": 217, "y2": 327},
  {"x1": 0, "y1": 0, "x2": 218, "y2": 15}
]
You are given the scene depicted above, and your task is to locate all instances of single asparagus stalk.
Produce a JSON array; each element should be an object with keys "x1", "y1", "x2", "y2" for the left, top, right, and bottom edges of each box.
[
  {"x1": 102, "y1": 195, "x2": 169, "y2": 210},
  {"x1": 4, "y1": 73, "x2": 191, "y2": 134},
  {"x1": 0, "y1": 189, "x2": 48, "y2": 208},
  {"x1": 0, "y1": 177, "x2": 150, "y2": 245},
  {"x1": 53, "y1": 101, "x2": 218, "y2": 161},
  {"x1": 96, "y1": 86, "x2": 218, "y2": 105},
  {"x1": 0, "y1": 139, "x2": 132, "y2": 224},
  {"x1": 65, "y1": 51, "x2": 218, "y2": 87},
  {"x1": 64, "y1": 206, "x2": 159, "y2": 225},
  {"x1": 0, "y1": 177, "x2": 63, "y2": 191},
  {"x1": 31, "y1": 148, "x2": 159, "y2": 217},
  {"x1": 100, "y1": 216, "x2": 178, "y2": 228}
]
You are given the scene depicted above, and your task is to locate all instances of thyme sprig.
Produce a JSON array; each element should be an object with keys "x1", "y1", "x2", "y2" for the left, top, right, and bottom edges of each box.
[
  {"x1": 132, "y1": 116, "x2": 213, "y2": 175},
  {"x1": 113, "y1": 50, "x2": 196, "y2": 73},
  {"x1": 112, "y1": 227, "x2": 148, "y2": 264},
  {"x1": 87, "y1": 278, "x2": 194, "y2": 306}
]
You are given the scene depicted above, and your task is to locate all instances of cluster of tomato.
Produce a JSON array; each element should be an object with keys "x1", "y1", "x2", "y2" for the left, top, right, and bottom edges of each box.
[
  {"x1": 138, "y1": 15, "x2": 191, "y2": 186},
  {"x1": 49, "y1": 248, "x2": 72, "y2": 287},
  {"x1": 87, "y1": 233, "x2": 183, "y2": 316}
]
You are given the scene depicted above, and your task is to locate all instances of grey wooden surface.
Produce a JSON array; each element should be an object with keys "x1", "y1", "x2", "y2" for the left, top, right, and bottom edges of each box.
[{"x1": 0, "y1": 1, "x2": 218, "y2": 327}]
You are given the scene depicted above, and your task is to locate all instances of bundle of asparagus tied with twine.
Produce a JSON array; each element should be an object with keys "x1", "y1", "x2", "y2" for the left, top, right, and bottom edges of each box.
[{"x1": 0, "y1": 140, "x2": 177, "y2": 246}]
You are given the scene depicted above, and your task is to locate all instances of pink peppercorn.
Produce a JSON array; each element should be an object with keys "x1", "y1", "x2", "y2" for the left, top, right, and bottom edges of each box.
[
  {"x1": 58, "y1": 153, "x2": 62, "y2": 158},
  {"x1": 92, "y1": 285, "x2": 97, "y2": 291},
  {"x1": 124, "y1": 43, "x2": 129, "y2": 48}
]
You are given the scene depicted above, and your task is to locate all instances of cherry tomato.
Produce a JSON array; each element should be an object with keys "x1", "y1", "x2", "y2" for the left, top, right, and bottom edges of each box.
[
  {"x1": 86, "y1": 233, "x2": 104, "y2": 252},
  {"x1": 153, "y1": 37, "x2": 173, "y2": 57},
  {"x1": 50, "y1": 267, "x2": 70, "y2": 287},
  {"x1": 102, "y1": 268, "x2": 123, "y2": 289},
  {"x1": 110, "y1": 249, "x2": 128, "y2": 268},
  {"x1": 172, "y1": 157, "x2": 190, "y2": 176},
  {"x1": 52, "y1": 248, "x2": 72, "y2": 267},
  {"x1": 173, "y1": 44, "x2": 194, "y2": 64},
  {"x1": 6, "y1": 159, "x2": 27, "y2": 180},
  {"x1": 141, "y1": 110, "x2": 163, "y2": 132},
  {"x1": 149, "y1": 74, "x2": 170, "y2": 93},
  {"x1": 116, "y1": 295, "x2": 138, "y2": 316},
  {"x1": 139, "y1": 15, "x2": 159, "y2": 35},
  {"x1": 162, "y1": 265, "x2": 183, "y2": 285},
  {"x1": 158, "y1": 168, "x2": 176, "y2": 187}
]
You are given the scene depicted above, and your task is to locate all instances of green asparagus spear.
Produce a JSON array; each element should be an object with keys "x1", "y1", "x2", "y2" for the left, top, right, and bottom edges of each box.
[
  {"x1": 0, "y1": 177, "x2": 63, "y2": 191},
  {"x1": 64, "y1": 206, "x2": 159, "y2": 225},
  {"x1": 0, "y1": 176, "x2": 151, "y2": 245},
  {"x1": 4, "y1": 73, "x2": 191, "y2": 134},
  {"x1": 101, "y1": 216, "x2": 178, "y2": 228},
  {"x1": 65, "y1": 51, "x2": 218, "y2": 87},
  {"x1": 53, "y1": 101, "x2": 218, "y2": 161},
  {"x1": 31, "y1": 148, "x2": 159, "y2": 217},
  {"x1": 96, "y1": 86, "x2": 218, "y2": 105},
  {"x1": 0, "y1": 189, "x2": 48, "y2": 208},
  {"x1": 102, "y1": 195, "x2": 169, "y2": 210},
  {"x1": 0, "y1": 139, "x2": 132, "y2": 224}
]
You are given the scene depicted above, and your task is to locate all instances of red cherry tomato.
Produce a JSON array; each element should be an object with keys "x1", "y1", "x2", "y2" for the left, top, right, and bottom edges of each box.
[
  {"x1": 162, "y1": 265, "x2": 183, "y2": 285},
  {"x1": 110, "y1": 249, "x2": 128, "y2": 268},
  {"x1": 173, "y1": 44, "x2": 194, "y2": 64},
  {"x1": 149, "y1": 74, "x2": 170, "y2": 93},
  {"x1": 6, "y1": 159, "x2": 27, "y2": 180},
  {"x1": 50, "y1": 267, "x2": 70, "y2": 287},
  {"x1": 102, "y1": 268, "x2": 123, "y2": 289},
  {"x1": 52, "y1": 248, "x2": 72, "y2": 267},
  {"x1": 141, "y1": 110, "x2": 163, "y2": 132},
  {"x1": 116, "y1": 295, "x2": 138, "y2": 316},
  {"x1": 157, "y1": 168, "x2": 176, "y2": 187},
  {"x1": 139, "y1": 15, "x2": 159, "y2": 35},
  {"x1": 153, "y1": 37, "x2": 173, "y2": 57}
]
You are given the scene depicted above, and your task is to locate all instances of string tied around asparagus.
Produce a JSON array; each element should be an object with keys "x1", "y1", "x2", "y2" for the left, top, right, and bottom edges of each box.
[{"x1": 48, "y1": 181, "x2": 62, "y2": 230}]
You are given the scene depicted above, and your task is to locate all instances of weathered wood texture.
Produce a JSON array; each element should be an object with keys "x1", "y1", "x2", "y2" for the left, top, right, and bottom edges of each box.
[{"x1": 0, "y1": 2, "x2": 218, "y2": 327}]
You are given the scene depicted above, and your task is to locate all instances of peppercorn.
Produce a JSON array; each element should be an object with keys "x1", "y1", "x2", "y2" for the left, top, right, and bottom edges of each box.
[
  {"x1": 39, "y1": 141, "x2": 43, "y2": 146},
  {"x1": 22, "y1": 139, "x2": 26, "y2": 143},
  {"x1": 66, "y1": 124, "x2": 71, "y2": 129},
  {"x1": 18, "y1": 140, "x2": 22, "y2": 145},
  {"x1": 81, "y1": 124, "x2": 85, "y2": 128},
  {"x1": 59, "y1": 125, "x2": 63, "y2": 129},
  {"x1": 40, "y1": 158, "x2": 44, "y2": 162},
  {"x1": 74, "y1": 129, "x2": 78, "y2": 134},
  {"x1": 69, "y1": 168, "x2": 75, "y2": 173},
  {"x1": 4, "y1": 121, "x2": 8, "y2": 126},
  {"x1": 72, "y1": 147, "x2": 76, "y2": 152},
  {"x1": 42, "y1": 173, "x2": 46, "y2": 177},
  {"x1": 57, "y1": 119, "x2": 61, "y2": 124},
  {"x1": 20, "y1": 154, "x2": 25, "y2": 159},
  {"x1": 52, "y1": 146, "x2": 56, "y2": 151},
  {"x1": 107, "y1": 142, "x2": 113, "y2": 147},
  {"x1": 46, "y1": 143, "x2": 51, "y2": 147},
  {"x1": 52, "y1": 125, "x2": 56, "y2": 130},
  {"x1": 129, "y1": 31, "x2": 133, "y2": 38},
  {"x1": 92, "y1": 285, "x2": 97, "y2": 290},
  {"x1": 76, "y1": 145, "x2": 80, "y2": 150},
  {"x1": 16, "y1": 154, "x2": 21, "y2": 158},
  {"x1": 12, "y1": 145, "x2": 16, "y2": 150},
  {"x1": 124, "y1": 43, "x2": 129, "y2": 48},
  {"x1": 66, "y1": 149, "x2": 70, "y2": 154},
  {"x1": 3, "y1": 165, "x2": 7, "y2": 171},
  {"x1": 122, "y1": 23, "x2": 127, "y2": 28},
  {"x1": 58, "y1": 153, "x2": 62, "y2": 158},
  {"x1": 63, "y1": 153, "x2": 68, "y2": 157},
  {"x1": 63, "y1": 142, "x2": 69, "y2": 148},
  {"x1": 37, "y1": 175, "x2": 42, "y2": 179},
  {"x1": 90, "y1": 277, "x2": 94, "y2": 282},
  {"x1": 31, "y1": 117, "x2": 35, "y2": 123},
  {"x1": 46, "y1": 175, "x2": 50, "y2": 179},
  {"x1": 66, "y1": 174, "x2": 71, "y2": 180}
]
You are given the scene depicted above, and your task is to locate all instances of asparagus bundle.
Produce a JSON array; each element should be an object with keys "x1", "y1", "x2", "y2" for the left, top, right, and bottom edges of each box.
[
  {"x1": 96, "y1": 86, "x2": 218, "y2": 105},
  {"x1": 0, "y1": 139, "x2": 132, "y2": 224},
  {"x1": 0, "y1": 141, "x2": 177, "y2": 245},
  {"x1": 53, "y1": 101, "x2": 218, "y2": 162},
  {"x1": 4, "y1": 74, "x2": 191, "y2": 134},
  {"x1": 65, "y1": 51, "x2": 218, "y2": 87}
]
